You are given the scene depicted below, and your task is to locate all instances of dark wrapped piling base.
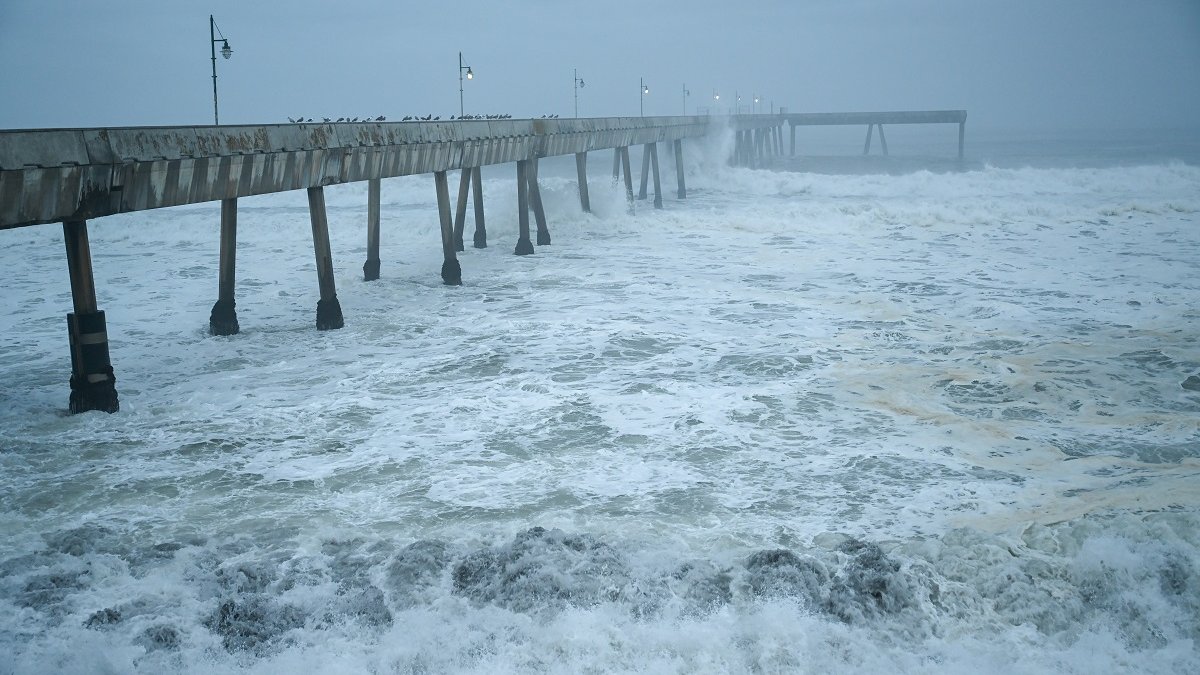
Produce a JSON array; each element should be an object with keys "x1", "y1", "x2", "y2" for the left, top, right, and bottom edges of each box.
[
  {"x1": 69, "y1": 369, "x2": 119, "y2": 414},
  {"x1": 441, "y1": 259, "x2": 462, "y2": 286},
  {"x1": 208, "y1": 298, "x2": 240, "y2": 336},
  {"x1": 316, "y1": 297, "x2": 344, "y2": 330},
  {"x1": 363, "y1": 258, "x2": 381, "y2": 282},
  {"x1": 67, "y1": 310, "x2": 119, "y2": 414},
  {"x1": 514, "y1": 238, "x2": 534, "y2": 256},
  {"x1": 473, "y1": 228, "x2": 488, "y2": 249}
]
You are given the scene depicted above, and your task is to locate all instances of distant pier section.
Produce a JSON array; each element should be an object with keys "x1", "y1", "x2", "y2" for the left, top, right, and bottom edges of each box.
[{"x1": 783, "y1": 110, "x2": 968, "y2": 159}]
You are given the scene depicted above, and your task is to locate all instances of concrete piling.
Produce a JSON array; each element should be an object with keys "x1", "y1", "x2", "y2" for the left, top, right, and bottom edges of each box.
[
  {"x1": 863, "y1": 124, "x2": 874, "y2": 155},
  {"x1": 878, "y1": 124, "x2": 889, "y2": 156},
  {"x1": 209, "y1": 197, "x2": 240, "y2": 335},
  {"x1": 471, "y1": 167, "x2": 487, "y2": 248},
  {"x1": 529, "y1": 158, "x2": 551, "y2": 246},
  {"x1": 649, "y1": 142, "x2": 663, "y2": 209},
  {"x1": 307, "y1": 187, "x2": 345, "y2": 329},
  {"x1": 619, "y1": 147, "x2": 634, "y2": 206},
  {"x1": 452, "y1": 169, "x2": 471, "y2": 252},
  {"x1": 363, "y1": 179, "x2": 382, "y2": 281},
  {"x1": 63, "y1": 220, "x2": 119, "y2": 414},
  {"x1": 575, "y1": 151, "x2": 591, "y2": 213},
  {"x1": 515, "y1": 160, "x2": 534, "y2": 255},
  {"x1": 638, "y1": 144, "x2": 651, "y2": 200},
  {"x1": 434, "y1": 171, "x2": 463, "y2": 284},
  {"x1": 673, "y1": 139, "x2": 686, "y2": 199}
]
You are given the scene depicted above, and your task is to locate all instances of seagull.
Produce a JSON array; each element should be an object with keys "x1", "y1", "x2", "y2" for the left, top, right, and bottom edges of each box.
[
  {"x1": 351, "y1": 117, "x2": 358, "y2": 122},
  {"x1": 287, "y1": 117, "x2": 295, "y2": 123},
  {"x1": 306, "y1": 118, "x2": 313, "y2": 123},
  {"x1": 376, "y1": 115, "x2": 386, "y2": 121},
  {"x1": 323, "y1": 117, "x2": 331, "y2": 123},
  {"x1": 402, "y1": 115, "x2": 412, "y2": 121}
]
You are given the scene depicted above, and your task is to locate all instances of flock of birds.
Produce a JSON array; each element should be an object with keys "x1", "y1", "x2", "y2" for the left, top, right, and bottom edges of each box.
[{"x1": 284, "y1": 113, "x2": 563, "y2": 124}]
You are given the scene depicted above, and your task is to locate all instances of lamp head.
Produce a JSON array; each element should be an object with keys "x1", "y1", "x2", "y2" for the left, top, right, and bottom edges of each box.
[
  {"x1": 579, "y1": 79, "x2": 585, "y2": 88},
  {"x1": 642, "y1": 85, "x2": 649, "y2": 94},
  {"x1": 466, "y1": 67, "x2": 473, "y2": 80},
  {"x1": 221, "y1": 40, "x2": 232, "y2": 59}
]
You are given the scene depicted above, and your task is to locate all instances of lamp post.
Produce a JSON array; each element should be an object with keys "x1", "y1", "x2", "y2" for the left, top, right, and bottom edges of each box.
[
  {"x1": 735, "y1": 90, "x2": 742, "y2": 115},
  {"x1": 574, "y1": 69, "x2": 585, "y2": 118},
  {"x1": 753, "y1": 94, "x2": 760, "y2": 115},
  {"x1": 682, "y1": 84, "x2": 690, "y2": 115},
  {"x1": 209, "y1": 15, "x2": 233, "y2": 126},
  {"x1": 458, "y1": 51, "x2": 474, "y2": 117},
  {"x1": 640, "y1": 77, "x2": 650, "y2": 116}
]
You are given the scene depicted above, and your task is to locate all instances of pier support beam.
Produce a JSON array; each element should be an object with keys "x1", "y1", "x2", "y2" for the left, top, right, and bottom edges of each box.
[
  {"x1": 619, "y1": 146, "x2": 634, "y2": 206},
  {"x1": 452, "y1": 169, "x2": 471, "y2": 252},
  {"x1": 209, "y1": 197, "x2": 240, "y2": 335},
  {"x1": 877, "y1": 124, "x2": 889, "y2": 156},
  {"x1": 648, "y1": 142, "x2": 663, "y2": 209},
  {"x1": 529, "y1": 157, "x2": 551, "y2": 246},
  {"x1": 863, "y1": 124, "x2": 874, "y2": 155},
  {"x1": 434, "y1": 171, "x2": 463, "y2": 284},
  {"x1": 673, "y1": 139, "x2": 686, "y2": 199},
  {"x1": 63, "y1": 220, "x2": 119, "y2": 414},
  {"x1": 575, "y1": 151, "x2": 591, "y2": 213},
  {"x1": 515, "y1": 160, "x2": 534, "y2": 255},
  {"x1": 790, "y1": 123, "x2": 796, "y2": 156},
  {"x1": 307, "y1": 187, "x2": 344, "y2": 329},
  {"x1": 638, "y1": 144, "x2": 651, "y2": 200},
  {"x1": 363, "y1": 179, "x2": 381, "y2": 281},
  {"x1": 471, "y1": 167, "x2": 487, "y2": 248},
  {"x1": 958, "y1": 122, "x2": 965, "y2": 160}
]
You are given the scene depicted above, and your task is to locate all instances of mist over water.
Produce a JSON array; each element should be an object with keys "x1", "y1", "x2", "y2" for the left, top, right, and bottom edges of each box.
[{"x1": 1, "y1": 127, "x2": 1199, "y2": 673}]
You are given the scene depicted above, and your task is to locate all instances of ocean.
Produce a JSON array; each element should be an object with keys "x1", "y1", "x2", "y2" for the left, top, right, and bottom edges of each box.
[{"x1": 1, "y1": 125, "x2": 1198, "y2": 674}]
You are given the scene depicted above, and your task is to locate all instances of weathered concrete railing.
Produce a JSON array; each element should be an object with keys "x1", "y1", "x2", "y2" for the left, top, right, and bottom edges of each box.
[
  {"x1": 782, "y1": 110, "x2": 968, "y2": 159},
  {"x1": 0, "y1": 116, "x2": 709, "y2": 229}
]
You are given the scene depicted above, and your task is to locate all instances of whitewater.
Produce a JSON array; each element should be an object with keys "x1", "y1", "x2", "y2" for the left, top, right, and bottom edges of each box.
[{"x1": 1, "y1": 127, "x2": 1198, "y2": 674}]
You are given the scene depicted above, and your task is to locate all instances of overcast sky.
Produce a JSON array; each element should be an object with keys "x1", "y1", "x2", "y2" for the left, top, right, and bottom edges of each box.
[{"x1": 1, "y1": 0, "x2": 1197, "y2": 131}]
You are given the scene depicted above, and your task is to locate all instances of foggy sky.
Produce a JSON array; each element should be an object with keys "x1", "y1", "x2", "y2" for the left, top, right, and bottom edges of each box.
[{"x1": 1, "y1": 0, "x2": 1197, "y2": 131}]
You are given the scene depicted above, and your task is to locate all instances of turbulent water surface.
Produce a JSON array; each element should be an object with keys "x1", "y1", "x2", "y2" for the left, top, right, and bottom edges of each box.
[{"x1": 1, "y1": 128, "x2": 1199, "y2": 673}]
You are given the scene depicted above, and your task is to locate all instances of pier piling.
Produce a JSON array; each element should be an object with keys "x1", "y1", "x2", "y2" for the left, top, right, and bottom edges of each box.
[
  {"x1": 307, "y1": 187, "x2": 345, "y2": 329},
  {"x1": 575, "y1": 151, "x2": 591, "y2": 213},
  {"x1": 63, "y1": 220, "x2": 119, "y2": 414},
  {"x1": 209, "y1": 197, "x2": 240, "y2": 335},
  {"x1": 434, "y1": 171, "x2": 463, "y2": 284},
  {"x1": 452, "y1": 169, "x2": 471, "y2": 252},
  {"x1": 529, "y1": 158, "x2": 551, "y2": 246},
  {"x1": 649, "y1": 142, "x2": 663, "y2": 209},
  {"x1": 515, "y1": 160, "x2": 534, "y2": 255},
  {"x1": 471, "y1": 167, "x2": 487, "y2": 248},
  {"x1": 673, "y1": 140, "x2": 686, "y2": 199},
  {"x1": 620, "y1": 147, "x2": 634, "y2": 206},
  {"x1": 638, "y1": 144, "x2": 651, "y2": 200},
  {"x1": 363, "y1": 179, "x2": 381, "y2": 281}
]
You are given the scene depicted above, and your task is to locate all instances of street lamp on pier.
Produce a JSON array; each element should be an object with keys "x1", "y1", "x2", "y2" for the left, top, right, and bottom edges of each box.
[
  {"x1": 640, "y1": 77, "x2": 650, "y2": 116},
  {"x1": 682, "y1": 84, "x2": 690, "y2": 115},
  {"x1": 574, "y1": 69, "x2": 585, "y2": 118},
  {"x1": 458, "y1": 52, "x2": 474, "y2": 117},
  {"x1": 209, "y1": 15, "x2": 233, "y2": 125}
]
